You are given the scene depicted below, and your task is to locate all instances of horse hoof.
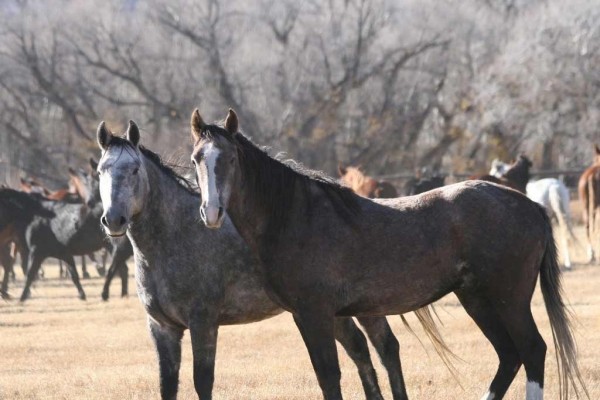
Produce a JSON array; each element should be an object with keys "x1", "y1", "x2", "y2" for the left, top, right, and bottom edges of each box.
[
  {"x1": 83, "y1": 272, "x2": 91, "y2": 279},
  {"x1": 101, "y1": 293, "x2": 109, "y2": 301},
  {"x1": 79, "y1": 293, "x2": 87, "y2": 301},
  {"x1": 1, "y1": 292, "x2": 11, "y2": 300}
]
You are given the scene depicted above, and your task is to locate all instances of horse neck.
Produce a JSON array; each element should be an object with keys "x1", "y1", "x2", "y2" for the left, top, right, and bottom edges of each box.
[
  {"x1": 505, "y1": 163, "x2": 529, "y2": 191},
  {"x1": 128, "y1": 155, "x2": 197, "y2": 243},
  {"x1": 227, "y1": 152, "x2": 303, "y2": 254}
]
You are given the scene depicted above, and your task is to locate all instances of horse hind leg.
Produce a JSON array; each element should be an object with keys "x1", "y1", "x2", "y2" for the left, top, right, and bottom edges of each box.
[
  {"x1": 333, "y1": 317, "x2": 384, "y2": 400},
  {"x1": 455, "y1": 289, "x2": 522, "y2": 400},
  {"x1": 357, "y1": 316, "x2": 408, "y2": 400},
  {"x1": 490, "y1": 297, "x2": 547, "y2": 399},
  {"x1": 549, "y1": 190, "x2": 571, "y2": 269},
  {"x1": 1, "y1": 247, "x2": 13, "y2": 299},
  {"x1": 62, "y1": 255, "x2": 86, "y2": 300},
  {"x1": 587, "y1": 177, "x2": 596, "y2": 263}
]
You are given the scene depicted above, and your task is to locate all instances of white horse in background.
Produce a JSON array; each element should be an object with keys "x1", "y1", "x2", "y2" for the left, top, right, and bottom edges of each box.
[{"x1": 490, "y1": 159, "x2": 579, "y2": 268}]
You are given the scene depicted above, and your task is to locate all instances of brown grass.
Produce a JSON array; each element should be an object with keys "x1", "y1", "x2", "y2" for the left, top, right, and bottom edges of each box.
[{"x1": 1, "y1": 226, "x2": 599, "y2": 399}]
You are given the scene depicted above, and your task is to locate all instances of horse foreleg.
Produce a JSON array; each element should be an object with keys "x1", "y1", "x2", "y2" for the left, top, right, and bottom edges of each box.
[
  {"x1": 334, "y1": 318, "x2": 384, "y2": 400},
  {"x1": 357, "y1": 317, "x2": 408, "y2": 400},
  {"x1": 189, "y1": 310, "x2": 220, "y2": 399},
  {"x1": 293, "y1": 310, "x2": 343, "y2": 400},
  {"x1": 81, "y1": 255, "x2": 90, "y2": 279},
  {"x1": 149, "y1": 319, "x2": 183, "y2": 400},
  {"x1": 20, "y1": 250, "x2": 43, "y2": 302}
]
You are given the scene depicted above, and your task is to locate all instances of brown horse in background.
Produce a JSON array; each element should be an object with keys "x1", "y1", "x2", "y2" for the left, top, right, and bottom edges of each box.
[
  {"x1": 19, "y1": 177, "x2": 76, "y2": 201},
  {"x1": 470, "y1": 154, "x2": 532, "y2": 194},
  {"x1": 338, "y1": 165, "x2": 397, "y2": 198},
  {"x1": 578, "y1": 144, "x2": 600, "y2": 263}
]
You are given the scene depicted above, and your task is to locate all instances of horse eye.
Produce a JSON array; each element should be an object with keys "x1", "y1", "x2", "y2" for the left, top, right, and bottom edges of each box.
[
  {"x1": 191, "y1": 159, "x2": 197, "y2": 166},
  {"x1": 133, "y1": 167, "x2": 139, "y2": 175}
]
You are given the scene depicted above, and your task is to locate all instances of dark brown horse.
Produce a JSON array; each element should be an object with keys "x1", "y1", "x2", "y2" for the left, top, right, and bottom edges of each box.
[
  {"x1": 578, "y1": 144, "x2": 600, "y2": 263},
  {"x1": 470, "y1": 155, "x2": 532, "y2": 194},
  {"x1": 190, "y1": 109, "x2": 586, "y2": 400},
  {"x1": 404, "y1": 175, "x2": 446, "y2": 196},
  {"x1": 338, "y1": 165, "x2": 398, "y2": 198}
]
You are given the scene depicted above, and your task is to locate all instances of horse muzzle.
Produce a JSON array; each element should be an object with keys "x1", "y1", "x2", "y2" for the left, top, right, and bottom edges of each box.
[
  {"x1": 200, "y1": 204, "x2": 224, "y2": 229},
  {"x1": 101, "y1": 210, "x2": 129, "y2": 237}
]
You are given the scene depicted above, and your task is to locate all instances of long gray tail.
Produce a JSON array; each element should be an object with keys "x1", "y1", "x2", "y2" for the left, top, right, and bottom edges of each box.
[{"x1": 539, "y1": 208, "x2": 588, "y2": 399}]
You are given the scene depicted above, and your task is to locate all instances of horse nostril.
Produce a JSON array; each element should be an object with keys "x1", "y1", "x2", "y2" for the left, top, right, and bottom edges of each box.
[
  {"x1": 218, "y1": 207, "x2": 224, "y2": 220},
  {"x1": 119, "y1": 216, "x2": 126, "y2": 226},
  {"x1": 101, "y1": 216, "x2": 108, "y2": 227}
]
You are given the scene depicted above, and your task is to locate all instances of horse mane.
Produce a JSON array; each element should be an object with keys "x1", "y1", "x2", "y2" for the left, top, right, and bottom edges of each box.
[
  {"x1": 503, "y1": 155, "x2": 531, "y2": 181},
  {"x1": 502, "y1": 155, "x2": 531, "y2": 192},
  {"x1": 105, "y1": 136, "x2": 197, "y2": 195},
  {"x1": 231, "y1": 131, "x2": 361, "y2": 236}
]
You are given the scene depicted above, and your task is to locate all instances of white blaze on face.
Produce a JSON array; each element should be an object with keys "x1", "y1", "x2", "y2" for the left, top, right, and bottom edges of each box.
[
  {"x1": 201, "y1": 142, "x2": 222, "y2": 224},
  {"x1": 98, "y1": 148, "x2": 136, "y2": 215},
  {"x1": 526, "y1": 381, "x2": 543, "y2": 400}
]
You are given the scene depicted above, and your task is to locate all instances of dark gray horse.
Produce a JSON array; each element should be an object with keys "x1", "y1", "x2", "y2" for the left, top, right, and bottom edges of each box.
[
  {"x1": 96, "y1": 121, "x2": 414, "y2": 400},
  {"x1": 189, "y1": 109, "x2": 587, "y2": 400},
  {"x1": 0, "y1": 188, "x2": 55, "y2": 298},
  {"x1": 18, "y1": 167, "x2": 116, "y2": 301}
]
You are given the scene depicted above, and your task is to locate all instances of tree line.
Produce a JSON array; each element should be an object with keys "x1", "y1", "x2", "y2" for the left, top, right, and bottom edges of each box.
[{"x1": 0, "y1": 0, "x2": 598, "y2": 187}]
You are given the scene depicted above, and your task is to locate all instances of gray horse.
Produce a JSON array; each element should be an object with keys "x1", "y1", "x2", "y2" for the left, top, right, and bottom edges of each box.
[
  {"x1": 190, "y1": 109, "x2": 587, "y2": 400},
  {"x1": 96, "y1": 121, "x2": 414, "y2": 400}
]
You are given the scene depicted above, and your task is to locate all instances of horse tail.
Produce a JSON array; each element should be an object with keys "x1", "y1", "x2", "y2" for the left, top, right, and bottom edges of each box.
[
  {"x1": 401, "y1": 306, "x2": 462, "y2": 385},
  {"x1": 539, "y1": 208, "x2": 588, "y2": 399}
]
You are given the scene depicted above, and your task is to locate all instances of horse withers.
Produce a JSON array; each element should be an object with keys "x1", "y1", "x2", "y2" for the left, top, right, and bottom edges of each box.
[{"x1": 190, "y1": 108, "x2": 587, "y2": 400}]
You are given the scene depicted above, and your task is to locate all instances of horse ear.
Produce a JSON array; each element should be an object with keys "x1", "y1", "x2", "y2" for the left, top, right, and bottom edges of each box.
[
  {"x1": 126, "y1": 120, "x2": 140, "y2": 147},
  {"x1": 224, "y1": 108, "x2": 238, "y2": 135},
  {"x1": 191, "y1": 109, "x2": 206, "y2": 142},
  {"x1": 97, "y1": 121, "x2": 113, "y2": 150},
  {"x1": 89, "y1": 158, "x2": 98, "y2": 172},
  {"x1": 338, "y1": 164, "x2": 347, "y2": 176},
  {"x1": 68, "y1": 167, "x2": 77, "y2": 177},
  {"x1": 595, "y1": 144, "x2": 600, "y2": 156}
]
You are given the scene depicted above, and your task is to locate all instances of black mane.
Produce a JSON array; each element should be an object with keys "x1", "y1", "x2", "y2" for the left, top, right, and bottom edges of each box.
[
  {"x1": 106, "y1": 136, "x2": 197, "y2": 195},
  {"x1": 503, "y1": 155, "x2": 531, "y2": 192},
  {"x1": 229, "y1": 130, "x2": 361, "y2": 236}
]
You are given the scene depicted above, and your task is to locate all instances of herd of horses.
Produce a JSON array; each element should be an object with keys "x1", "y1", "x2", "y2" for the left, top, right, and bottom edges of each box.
[{"x1": 1, "y1": 109, "x2": 597, "y2": 400}]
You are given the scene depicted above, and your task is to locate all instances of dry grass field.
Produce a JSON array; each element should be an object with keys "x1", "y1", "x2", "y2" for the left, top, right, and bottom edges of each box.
[{"x1": 1, "y1": 226, "x2": 600, "y2": 399}]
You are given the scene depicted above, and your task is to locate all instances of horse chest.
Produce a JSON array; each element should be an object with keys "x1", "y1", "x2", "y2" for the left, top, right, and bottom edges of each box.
[{"x1": 135, "y1": 262, "x2": 190, "y2": 329}]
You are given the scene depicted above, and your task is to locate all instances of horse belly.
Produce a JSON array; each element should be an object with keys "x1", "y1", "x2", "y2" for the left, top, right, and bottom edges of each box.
[
  {"x1": 218, "y1": 274, "x2": 283, "y2": 325},
  {"x1": 335, "y1": 272, "x2": 457, "y2": 317}
]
